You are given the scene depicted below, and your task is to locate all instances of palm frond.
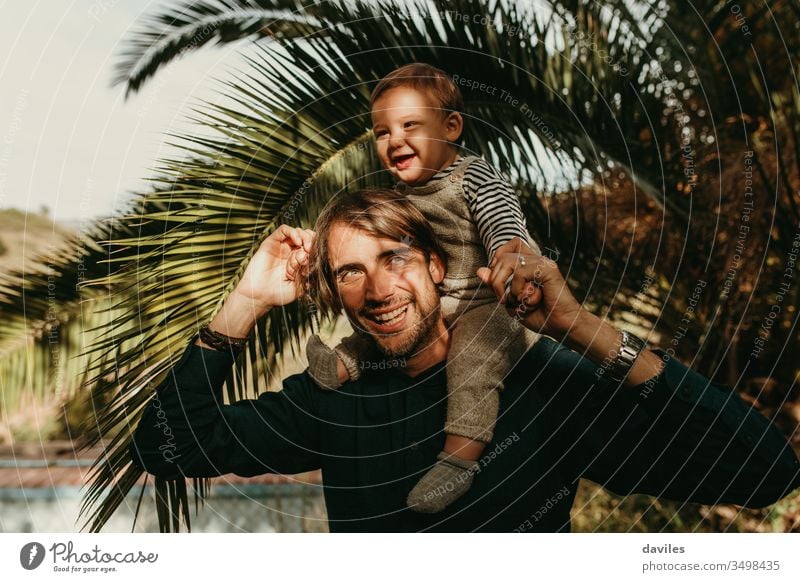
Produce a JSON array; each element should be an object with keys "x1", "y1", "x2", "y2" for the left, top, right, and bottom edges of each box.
[{"x1": 113, "y1": 0, "x2": 336, "y2": 96}]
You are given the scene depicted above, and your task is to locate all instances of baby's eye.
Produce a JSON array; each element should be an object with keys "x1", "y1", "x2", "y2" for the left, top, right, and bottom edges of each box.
[
  {"x1": 404, "y1": 121, "x2": 418, "y2": 129},
  {"x1": 373, "y1": 128, "x2": 388, "y2": 138}
]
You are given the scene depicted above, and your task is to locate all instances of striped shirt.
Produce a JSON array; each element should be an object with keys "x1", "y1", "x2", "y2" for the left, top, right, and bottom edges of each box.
[{"x1": 430, "y1": 156, "x2": 537, "y2": 260}]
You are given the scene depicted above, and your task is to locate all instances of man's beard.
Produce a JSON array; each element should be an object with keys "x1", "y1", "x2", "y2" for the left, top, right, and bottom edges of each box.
[
  {"x1": 347, "y1": 289, "x2": 443, "y2": 359},
  {"x1": 374, "y1": 300, "x2": 442, "y2": 358}
]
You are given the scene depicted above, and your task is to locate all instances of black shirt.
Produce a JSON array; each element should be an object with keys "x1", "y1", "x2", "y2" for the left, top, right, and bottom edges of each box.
[{"x1": 129, "y1": 336, "x2": 800, "y2": 532}]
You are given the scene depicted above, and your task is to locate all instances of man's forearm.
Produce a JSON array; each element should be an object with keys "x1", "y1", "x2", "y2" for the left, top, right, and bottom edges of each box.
[
  {"x1": 560, "y1": 309, "x2": 664, "y2": 388},
  {"x1": 579, "y1": 337, "x2": 800, "y2": 507}
]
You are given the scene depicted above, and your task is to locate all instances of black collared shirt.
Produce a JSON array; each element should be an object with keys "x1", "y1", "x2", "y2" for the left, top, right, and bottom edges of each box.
[{"x1": 129, "y1": 336, "x2": 800, "y2": 532}]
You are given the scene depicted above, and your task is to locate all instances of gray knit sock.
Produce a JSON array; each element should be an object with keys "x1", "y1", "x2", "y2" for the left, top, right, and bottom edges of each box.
[
  {"x1": 305, "y1": 334, "x2": 343, "y2": 390},
  {"x1": 333, "y1": 334, "x2": 365, "y2": 383},
  {"x1": 406, "y1": 451, "x2": 479, "y2": 513}
]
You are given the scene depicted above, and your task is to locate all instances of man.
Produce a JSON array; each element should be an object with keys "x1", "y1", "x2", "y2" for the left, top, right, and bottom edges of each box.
[{"x1": 129, "y1": 188, "x2": 800, "y2": 532}]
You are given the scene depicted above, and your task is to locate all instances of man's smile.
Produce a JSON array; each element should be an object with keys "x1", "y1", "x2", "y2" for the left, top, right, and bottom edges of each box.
[{"x1": 362, "y1": 301, "x2": 412, "y2": 334}]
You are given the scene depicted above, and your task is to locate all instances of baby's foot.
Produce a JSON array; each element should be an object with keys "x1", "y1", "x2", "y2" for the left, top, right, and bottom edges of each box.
[
  {"x1": 305, "y1": 334, "x2": 344, "y2": 390},
  {"x1": 406, "y1": 452, "x2": 479, "y2": 513}
]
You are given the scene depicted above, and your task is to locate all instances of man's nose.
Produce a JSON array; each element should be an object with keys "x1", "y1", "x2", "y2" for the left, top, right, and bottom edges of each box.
[{"x1": 364, "y1": 271, "x2": 395, "y2": 302}]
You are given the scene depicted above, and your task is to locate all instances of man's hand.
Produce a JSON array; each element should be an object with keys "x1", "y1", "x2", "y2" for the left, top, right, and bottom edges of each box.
[
  {"x1": 477, "y1": 237, "x2": 665, "y2": 387},
  {"x1": 199, "y1": 225, "x2": 315, "y2": 343},
  {"x1": 476, "y1": 237, "x2": 582, "y2": 340},
  {"x1": 233, "y1": 224, "x2": 316, "y2": 314}
]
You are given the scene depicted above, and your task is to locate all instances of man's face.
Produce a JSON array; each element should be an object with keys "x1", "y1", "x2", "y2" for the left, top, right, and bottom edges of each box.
[
  {"x1": 371, "y1": 86, "x2": 463, "y2": 186},
  {"x1": 327, "y1": 224, "x2": 445, "y2": 358}
]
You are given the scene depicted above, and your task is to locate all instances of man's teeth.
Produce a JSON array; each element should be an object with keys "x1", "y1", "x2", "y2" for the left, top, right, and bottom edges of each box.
[{"x1": 374, "y1": 305, "x2": 408, "y2": 322}]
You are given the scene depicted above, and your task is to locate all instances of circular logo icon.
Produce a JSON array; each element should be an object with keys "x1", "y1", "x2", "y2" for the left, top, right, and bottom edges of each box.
[{"x1": 20, "y1": 542, "x2": 46, "y2": 570}]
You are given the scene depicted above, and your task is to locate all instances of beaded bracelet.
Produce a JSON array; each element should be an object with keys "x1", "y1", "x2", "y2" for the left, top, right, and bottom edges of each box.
[{"x1": 198, "y1": 324, "x2": 248, "y2": 355}]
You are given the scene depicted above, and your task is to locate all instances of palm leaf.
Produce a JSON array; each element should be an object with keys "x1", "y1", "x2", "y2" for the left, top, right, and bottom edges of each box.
[{"x1": 113, "y1": 0, "x2": 335, "y2": 97}]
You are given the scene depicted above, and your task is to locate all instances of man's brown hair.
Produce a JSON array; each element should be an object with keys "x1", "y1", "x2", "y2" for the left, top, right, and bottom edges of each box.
[
  {"x1": 305, "y1": 188, "x2": 447, "y2": 313},
  {"x1": 369, "y1": 62, "x2": 464, "y2": 114}
]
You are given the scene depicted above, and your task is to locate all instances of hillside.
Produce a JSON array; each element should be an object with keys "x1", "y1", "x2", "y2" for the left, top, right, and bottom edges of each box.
[{"x1": 0, "y1": 208, "x2": 76, "y2": 275}]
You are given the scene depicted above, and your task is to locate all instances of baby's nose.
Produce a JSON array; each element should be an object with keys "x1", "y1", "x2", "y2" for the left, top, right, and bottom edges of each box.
[{"x1": 388, "y1": 132, "x2": 404, "y2": 147}]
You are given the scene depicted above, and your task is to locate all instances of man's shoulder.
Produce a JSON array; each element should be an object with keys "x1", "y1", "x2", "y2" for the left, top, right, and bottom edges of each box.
[
  {"x1": 292, "y1": 366, "x2": 405, "y2": 399},
  {"x1": 268, "y1": 368, "x2": 325, "y2": 409},
  {"x1": 500, "y1": 337, "x2": 544, "y2": 396},
  {"x1": 506, "y1": 335, "x2": 595, "y2": 391},
  {"x1": 273, "y1": 367, "x2": 380, "y2": 422},
  {"x1": 491, "y1": 336, "x2": 587, "y2": 438}
]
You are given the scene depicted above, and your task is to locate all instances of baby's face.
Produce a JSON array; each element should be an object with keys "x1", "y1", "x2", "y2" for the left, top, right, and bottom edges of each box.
[{"x1": 371, "y1": 86, "x2": 463, "y2": 186}]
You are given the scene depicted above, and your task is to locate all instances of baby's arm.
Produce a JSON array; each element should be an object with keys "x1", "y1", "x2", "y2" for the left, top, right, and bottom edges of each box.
[{"x1": 462, "y1": 158, "x2": 541, "y2": 260}]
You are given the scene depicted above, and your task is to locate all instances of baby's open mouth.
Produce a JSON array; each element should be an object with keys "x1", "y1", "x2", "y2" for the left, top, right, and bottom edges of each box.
[{"x1": 393, "y1": 154, "x2": 415, "y2": 170}]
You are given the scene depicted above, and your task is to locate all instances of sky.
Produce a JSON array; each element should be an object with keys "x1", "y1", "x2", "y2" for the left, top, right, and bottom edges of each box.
[{"x1": 0, "y1": 0, "x2": 248, "y2": 224}]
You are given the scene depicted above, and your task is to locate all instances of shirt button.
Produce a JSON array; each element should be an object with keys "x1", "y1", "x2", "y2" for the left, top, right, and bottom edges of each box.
[
  {"x1": 449, "y1": 175, "x2": 458, "y2": 183},
  {"x1": 681, "y1": 387, "x2": 691, "y2": 397}
]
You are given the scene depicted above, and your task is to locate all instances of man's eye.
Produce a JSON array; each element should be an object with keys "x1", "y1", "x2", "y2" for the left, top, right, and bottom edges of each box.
[
  {"x1": 338, "y1": 269, "x2": 362, "y2": 283},
  {"x1": 389, "y1": 254, "x2": 409, "y2": 267}
]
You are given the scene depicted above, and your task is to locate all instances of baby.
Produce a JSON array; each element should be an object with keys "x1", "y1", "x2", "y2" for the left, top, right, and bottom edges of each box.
[{"x1": 306, "y1": 63, "x2": 542, "y2": 513}]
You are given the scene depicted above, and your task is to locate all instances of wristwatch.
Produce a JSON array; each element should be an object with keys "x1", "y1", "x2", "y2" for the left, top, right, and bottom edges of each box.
[{"x1": 605, "y1": 330, "x2": 646, "y2": 385}]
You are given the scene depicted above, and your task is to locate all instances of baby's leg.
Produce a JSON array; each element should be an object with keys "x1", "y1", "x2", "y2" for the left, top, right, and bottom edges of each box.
[
  {"x1": 444, "y1": 300, "x2": 524, "y2": 442},
  {"x1": 407, "y1": 301, "x2": 538, "y2": 513},
  {"x1": 305, "y1": 331, "x2": 376, "y2": 389}
]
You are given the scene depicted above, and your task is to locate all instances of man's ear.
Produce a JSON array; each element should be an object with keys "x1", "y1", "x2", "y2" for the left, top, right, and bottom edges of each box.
[
  {"x1": 428, "y1": 252, "x2": 446, "y2": 284},
  {"x1": 445, "y1": 111, "x2": 464, "y2": 143}
]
